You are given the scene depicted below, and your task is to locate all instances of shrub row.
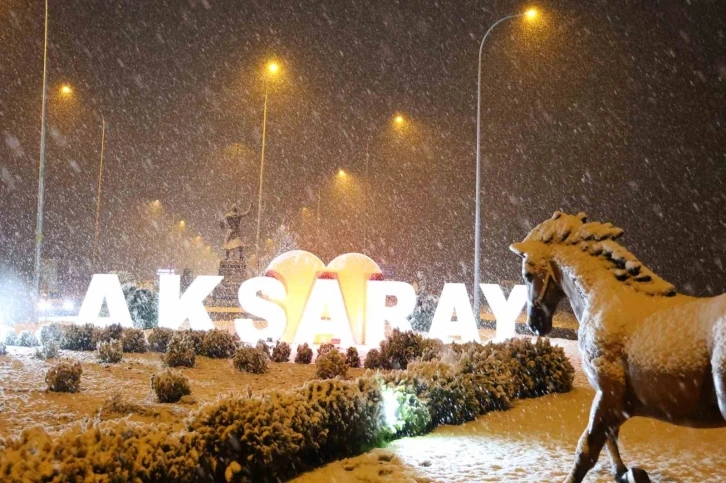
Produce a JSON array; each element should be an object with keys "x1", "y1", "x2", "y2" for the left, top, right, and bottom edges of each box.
[{"x1": 0, "y1": 337, "x2": 574, "y2": 483}]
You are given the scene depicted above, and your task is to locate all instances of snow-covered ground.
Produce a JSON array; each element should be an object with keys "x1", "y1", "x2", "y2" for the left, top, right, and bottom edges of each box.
[
  {"x1": 2, "y1": 333, "x2": 724, "y2": 482},
  {"x1": 292, "y1": 338, "x2": 726, "y2": 483}
]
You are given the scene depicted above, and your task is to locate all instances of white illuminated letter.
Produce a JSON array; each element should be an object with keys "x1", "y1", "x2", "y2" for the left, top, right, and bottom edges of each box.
[
  {"x1": 365, "y1": 280, "x2": 416, "y2": 346},
  {"x1": 481, "y1": 284, "x2": 528, "y2": 341},
  {"x1": 428, "y1": 283, "x2": 480, "y2": 343},
  {"x1": 158, "y1": 275, "x2": 222, "y2": 330},
  {"x1": 234, "y1": 277, "x2": 287, "y2": 344},
  {"x1": 293, "y1": 278, "x2": 355, "y2": 347},
  {"x1": 77, "y1": 274, "x2": 133, "y2": 327}
]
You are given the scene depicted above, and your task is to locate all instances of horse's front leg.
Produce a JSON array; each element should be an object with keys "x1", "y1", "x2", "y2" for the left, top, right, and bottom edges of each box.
[
  {"x1": 564, "y1": 388, "x2": 625, "y2": 483},
  {"x1": 607, "y1": 428, "x2": 652, "y2": 483}
]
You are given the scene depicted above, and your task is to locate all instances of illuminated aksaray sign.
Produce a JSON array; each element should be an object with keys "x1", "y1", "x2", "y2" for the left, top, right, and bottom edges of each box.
[{"x1": 77, "y1": 251, "x2": 527, "y2": 346}]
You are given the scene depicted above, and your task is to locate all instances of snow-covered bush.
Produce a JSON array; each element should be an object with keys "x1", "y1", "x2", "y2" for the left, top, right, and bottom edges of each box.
[
  {"x1": 315, "y1": 348, "x2": 348, "y2": 379},
  {"x1": 60, "y1": 323, "x2": 95, "y2": 351},
  {"x1": 294, "y1": 343, "x2": 313, "y2": 364},
  {"x1": 317, "y1": 342, "x2": 335, "y2": 358},
  {"x1": 39, "y1": 323, "x2": 64, "y2": 346},
  {"x1": 92, "y1": 323, "x2": 123, "y2": 346},
  {"x1": 255, "y1": 339, "x2": 271, "y2": 357},
  {"x1": 97, "y1": 339, "x2": 123, "y2": 363},
  {"x1": 0, "y1": 335, "x2": 575, "y2": 483},
  {"x1": 346, "y1": 346, "x2": 361, "y2": 368},
  {"x1": 502, "y1": 337, "x2": 575, "y2": 397},
  {"x1": 147, "y1": 327, "x2": 174, "y2": 352},
  {"x1": 164, "y1": 333, "x2": 196, "y2": 368},
  {"x1": 34, "y1": 340, "x2": 59, "y2": 360},
  {"x1": 420, "y1": 338, "x2": 444, "y2": 362},
  {"x1": 232, "y1": 345, "x2": 268, "y2": 374},
  {"x1": 121, "y1": 328, "x2": 148, "y2": 353},
  {"x1": 46, "y1": 360, "x2": 82, "y2": 393},
  {"x1": 201, "y1": 329, "x2": 239, "y2": 358},
  {"x1": 189, "y1": 377, "x2": 386, "y2": 482},
  {"x1": 151, "y1": 369, "x2": 191, "y2": 403},
  {"x1": 271, "y1": 341, "x2": 291, "y2": 362},
  {"x1": 181, "y1": 329, "x2": 205, "y2": 355},
  {"x1": 0, "y1": 341, "x2": 6, "y2": 356},
  {"x1": 378, "y1": 329, "x2": 425, "y2": 369},
  {"x1": 364, "y1": 348, "x2": 382, "y2": 369},
  {"x1": 17, "y1": 330, "x2": 39, "y2": 347},
  {"x1": 4, "y1": 331, "x2": 18, "y2": 346}
]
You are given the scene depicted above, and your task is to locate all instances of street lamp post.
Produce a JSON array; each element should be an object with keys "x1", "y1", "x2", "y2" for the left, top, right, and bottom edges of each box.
[
  {"x1": 473, "y1": 9, "x2": 537, "y2": 325},
  {"x1": 254, "y1": 61, "x2": 280, "y2": 271},
  {"x1": 92, "y1": 116, "x2": 106, "y2": 271},
  {"x1": 33, "y1": 0, "x2": 50, "y2": 314}
]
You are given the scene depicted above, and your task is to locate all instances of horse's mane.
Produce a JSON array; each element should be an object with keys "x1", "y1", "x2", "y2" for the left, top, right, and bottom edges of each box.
[{"x1": 523, "y1": 211, "x2": 676, "y2": 297}]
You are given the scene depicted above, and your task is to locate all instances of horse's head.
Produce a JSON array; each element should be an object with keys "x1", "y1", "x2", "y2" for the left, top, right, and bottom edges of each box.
[{"x1": 509, "y1": 238, "x2": 565, "y2": 336}]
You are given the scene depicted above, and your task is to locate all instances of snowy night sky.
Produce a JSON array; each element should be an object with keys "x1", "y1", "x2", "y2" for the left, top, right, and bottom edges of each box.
[{"x1": 1, "y1": 0, "x2": 724, "y2": 299}]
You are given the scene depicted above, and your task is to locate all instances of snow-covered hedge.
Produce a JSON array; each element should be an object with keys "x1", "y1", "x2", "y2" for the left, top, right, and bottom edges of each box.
[
  {"x1": 151, "y1": 369, "x2": 191, "y2": 403},
  {"x1": 92, "y1": 323, "x2": 123, "y2": 346},
  {"x1": 232, "y1": 345, "x2": 268, "y2": 374},
  {"x1": 364, "y1": 348, "x2": 382, "y2": 369},
  {"x1": 97, "y1": 339, "x2": 123, "y2": 363},
  {"x1": 201, "y1": 329, "x2": 239, "y2": 358},
  {"x1": 378, "y1": 328, "x2": 426, "y2": 369},
  {"x1": 147, "y1": 327, "x2": 174, "y2": 352},
  {"x1": 271, "y1": 341, "x2": 291, "y2": 362},
  {"x1": 34, "y1": 341, "x2": 59, "y2": 360},
  {"x1": 45, "y1": 360, "x2": 82, "y2": 393},
  {"x1": 181, "y1": 329, "x2": 205, "y2": 355},
  {"x1": 0, "y1": 338, "x2": 574, "y2": 483},
  {"x1": 59, "y1": 323, "x2": 95, "y2": 351},
  {"x1": 315, "y1": 348, "x2": 348, "y2": 379},
  {"x1": 0, "y1": 341, "x2": 7, "y2": 356},
  {"x1": 255, "y1": 339, "x2": 271, "y2": 357},
  {"x1": 346, "y1": 346, "x2": 361, "y2": 368},
  {"x1": 294, "y1": 343, "x2": 313, "y2": 364},
  {"x1": 164, "y1": 333, "x2": 196, "y2": 368},
  {"x1": 38, "y1": 323, "x2": 64, "y2": 346},
  {"x1": 16, "y1": 330, "x2": 39, "y2": 347},
  {"x1": 121, "y1": 328, "x2": 148, "y2": 353}
]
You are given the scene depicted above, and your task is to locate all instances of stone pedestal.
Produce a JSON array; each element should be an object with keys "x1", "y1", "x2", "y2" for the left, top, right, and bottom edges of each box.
[{"x1": 212, "y1": 259, "x2": 246, "y2": 307}]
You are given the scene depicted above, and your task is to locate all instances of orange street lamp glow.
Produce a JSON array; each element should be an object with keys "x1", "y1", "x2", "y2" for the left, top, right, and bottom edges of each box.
[
  {"x1": 394, "y1": 115, "x2": 404, "y2": 125},
  {"x1": 268, "y1": 62, "x2": 280, "y2": 74},
  {"x1": 525, "y1": 8, "x2": 537, "y2": 20},
  {"x1": 179, "y1": 220, "x2": 186, "y2": 227},
  {"x1": 337, "y1": 169, "x2": 346, "y2": 177},
  {"x1": 60, "y1": 84, "x2": 72, "y2": 95}
]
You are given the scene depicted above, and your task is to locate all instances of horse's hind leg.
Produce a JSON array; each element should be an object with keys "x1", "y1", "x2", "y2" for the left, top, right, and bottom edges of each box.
[
  {"x1": 714, "y1": 340, "x2": 726, "y2": 421},
  {"x1": 606, "y1": 428, "x2": 627, "y2": 480},
  {"x1": 565, "y1": 390, "x2": 625, "y2": 483}
]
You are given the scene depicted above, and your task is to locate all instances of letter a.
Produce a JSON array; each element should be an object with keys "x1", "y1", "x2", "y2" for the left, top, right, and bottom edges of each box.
[
  {"x1": 77, "y1": 274, "x2": 133, "y2": 327},
  {"x1": 428, "y1": 283, "x2": 480, "y2": 343}
]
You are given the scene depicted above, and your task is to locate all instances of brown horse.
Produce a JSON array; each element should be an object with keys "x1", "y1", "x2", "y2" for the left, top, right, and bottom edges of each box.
[{"x1": 510, "y1": 211, "x2": 726, "y2": 483}]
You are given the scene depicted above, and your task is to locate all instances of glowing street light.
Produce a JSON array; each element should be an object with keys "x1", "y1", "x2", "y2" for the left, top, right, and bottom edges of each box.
[
  {"x1": 337, "y1": 169, "x2": 346, "y2": 177},
  {"x1": 179, "y1": 220, "x2": 186, "y2": 228},
  {"x1": 255, "y1": 59, "x2": 282, "y2": 271},
  {"x1": 473, "y1": 8, "x2": 542, "y2": 326},
  {"x1": 394, "y1": 115, "x2": 405, "y2": 126},
  {"x1": 60, "y1": 84, "x2": 72, "y2": 96}
]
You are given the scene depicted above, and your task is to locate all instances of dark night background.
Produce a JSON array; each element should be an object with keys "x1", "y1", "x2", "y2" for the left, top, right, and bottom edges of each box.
[{"x1": 1, "y1": 0, "x2": 724, "y2": 310}]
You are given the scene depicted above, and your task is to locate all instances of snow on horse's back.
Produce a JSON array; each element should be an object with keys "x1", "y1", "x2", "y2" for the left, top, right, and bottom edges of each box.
[{"x1": 510, "y1": 211, "x2": 726, "y2": 483}]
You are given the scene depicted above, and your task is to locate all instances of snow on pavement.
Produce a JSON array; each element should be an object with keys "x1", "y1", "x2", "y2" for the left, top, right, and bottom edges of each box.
[{"x1": 292, "y1": 339, "x2": 726, "y2": 483}]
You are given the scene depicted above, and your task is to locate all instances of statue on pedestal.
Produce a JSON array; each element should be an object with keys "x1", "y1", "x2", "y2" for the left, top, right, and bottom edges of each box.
[{"x1": 220, "y1": 203, "x2": 251, "y2": 261}]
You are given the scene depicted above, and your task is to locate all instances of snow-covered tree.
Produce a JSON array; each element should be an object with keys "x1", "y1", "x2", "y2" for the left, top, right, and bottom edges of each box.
[{"x1": 408, "y1": 271, "x2": 439, "y2": 333}]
